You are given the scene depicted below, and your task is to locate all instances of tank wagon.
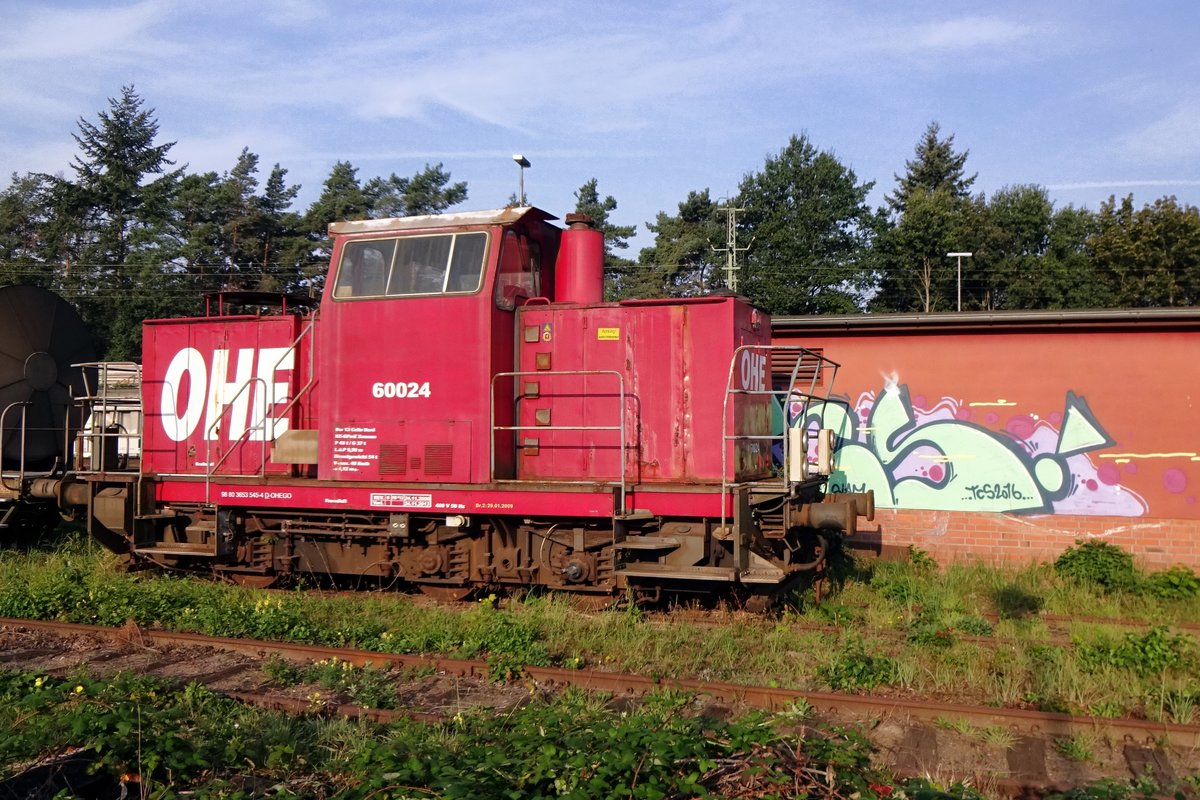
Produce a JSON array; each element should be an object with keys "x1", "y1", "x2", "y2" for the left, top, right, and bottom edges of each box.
[{"x1": 14, "y1": 207, "x2": 873, "y2": 607}]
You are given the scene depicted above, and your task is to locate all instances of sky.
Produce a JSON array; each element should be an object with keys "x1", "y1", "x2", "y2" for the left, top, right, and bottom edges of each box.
[{"x1": 2, "y1": 1, "x2": 1199, "y2": 250}]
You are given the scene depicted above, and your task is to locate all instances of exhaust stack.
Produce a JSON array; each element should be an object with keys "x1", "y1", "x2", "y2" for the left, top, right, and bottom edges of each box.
[{"x1": 555, "y1": 213, "x2": 604, "y2": 304}]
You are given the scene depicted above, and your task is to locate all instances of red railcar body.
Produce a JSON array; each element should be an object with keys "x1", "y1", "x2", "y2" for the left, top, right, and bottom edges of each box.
[{"x1": 47, "y1": 207, "x2": 869, "y2": 605}]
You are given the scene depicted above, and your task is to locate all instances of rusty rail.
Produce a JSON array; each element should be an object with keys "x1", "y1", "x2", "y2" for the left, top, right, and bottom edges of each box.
[{"x1": 3, "y1": 617, "x2": 1198, "y2": 750}]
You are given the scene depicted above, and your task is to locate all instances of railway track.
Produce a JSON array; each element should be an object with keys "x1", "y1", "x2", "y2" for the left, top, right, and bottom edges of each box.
[
  {"x1": 641, "y1": 606, "x2": 1200, "y2": 653},
  {"x1": 1, "y1": 617, "x2": 1197, "y2": 796}
]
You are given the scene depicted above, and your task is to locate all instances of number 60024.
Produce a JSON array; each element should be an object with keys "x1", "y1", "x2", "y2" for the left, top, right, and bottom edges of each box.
[{"x1": 371, "y1": 381, "x2": 431, "y2": 398}]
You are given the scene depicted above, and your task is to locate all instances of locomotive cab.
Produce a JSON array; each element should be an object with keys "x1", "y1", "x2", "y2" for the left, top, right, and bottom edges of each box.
[{"x1": 319, "y1": 207, "x2": 562, "y2": 485}]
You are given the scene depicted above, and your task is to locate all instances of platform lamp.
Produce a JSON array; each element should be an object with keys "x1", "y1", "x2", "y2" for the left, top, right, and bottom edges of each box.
[
  {"x1": 513, "y1": 154, "x2": 531, "y2": 205},
  {"x1": 947, "y1": 251, "x2": 972, "y2": 312}
]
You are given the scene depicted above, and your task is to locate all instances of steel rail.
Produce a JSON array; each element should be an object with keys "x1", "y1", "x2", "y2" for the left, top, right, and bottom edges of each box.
[
  {"x1": 3, "y1": 617, "x2": 1198, "y2": 749},
  {"x1": 642, "y1": 609, "x2": 1200, "y2": 650}
]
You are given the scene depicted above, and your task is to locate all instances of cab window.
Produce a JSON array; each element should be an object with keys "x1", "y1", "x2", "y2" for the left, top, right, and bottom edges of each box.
[
  {"x1": 332, "y1": 232, "x2": 487, "y2": 299},
  {"x1": 494, "y1": 230, "x2": 541, "y2": 309}
]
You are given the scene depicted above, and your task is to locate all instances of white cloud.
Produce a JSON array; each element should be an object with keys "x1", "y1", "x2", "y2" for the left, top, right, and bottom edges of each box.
[
  {"x1": 911, "y1": 16, "x2": 1032, "y2": 51},
  {"x1": 1119, "y1": 97, "x2": 1200, "y2": 163},
  {"x1": 0, "y1": 1, "x2": 174, "y2": 62},
  {"x1": 1047, "y1": 179, "x2": 1200, "y2": 191}
]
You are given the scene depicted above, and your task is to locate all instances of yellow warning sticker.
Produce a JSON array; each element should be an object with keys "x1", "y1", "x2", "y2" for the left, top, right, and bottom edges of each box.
[{"x1": 597, "y1": 327, "x2": 620, "y2": 341}]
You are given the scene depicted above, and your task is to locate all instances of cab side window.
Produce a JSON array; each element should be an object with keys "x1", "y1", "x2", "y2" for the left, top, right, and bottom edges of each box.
[
  {"x1": 447, "y1": 232, "x2": 487, "y2": 292},
  {"x1": 333, "y1": 240, "x2": 396, "y2": 298},
  {"x1": 494, "y1": 230, "x2": 540, "y2": 309},
  {"x1": 389, "y1": 235, "x2": 452, "y2": 295}
]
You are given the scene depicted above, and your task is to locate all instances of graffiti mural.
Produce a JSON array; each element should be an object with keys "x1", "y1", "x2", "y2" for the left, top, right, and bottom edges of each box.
[{"x1": 798, "y1": 379, "x2": 1149, "y2": 516}]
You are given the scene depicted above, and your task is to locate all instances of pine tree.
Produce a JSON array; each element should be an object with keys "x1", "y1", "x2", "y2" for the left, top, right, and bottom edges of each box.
[
  {"x1": 61, "y1": 85, "x2": 184, "y2": 357},
  {"x1": 363, "y1": 163, "x2": 468, "y2": 219},
  {"x1": 255, "y1": 164, "x2": 306, "y2": 292},
  {"x1": 0, "y1": 173, "x2": 58, "y2": 288},
  {"x1": 635, "y1": 189, "x2": 723, "y2": 298},
  {"x1": 573, "y1": 178, "x2": 636, "y2": 299},
  {"x1": 886, "y1": 122, "x2": 976, "y2": 214}
]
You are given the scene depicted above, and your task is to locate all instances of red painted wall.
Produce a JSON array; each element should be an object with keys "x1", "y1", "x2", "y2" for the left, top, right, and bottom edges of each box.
[{"x1": 773, "y1": 314, "x2": 1200, "y2": 568}]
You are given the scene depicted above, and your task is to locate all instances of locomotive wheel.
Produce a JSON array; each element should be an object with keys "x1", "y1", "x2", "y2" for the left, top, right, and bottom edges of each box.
[
  {"x1": 418, "y1": 584, "x2": 476, "y2": 602},
  {"x1": 741, "y1": 592, "x2": 778, "y2": 614}
]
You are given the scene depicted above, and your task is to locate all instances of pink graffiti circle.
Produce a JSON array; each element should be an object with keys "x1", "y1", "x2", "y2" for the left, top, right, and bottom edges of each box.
[{"x1": 1163, "y1": 468, "x2": 1188, "y2": 494}]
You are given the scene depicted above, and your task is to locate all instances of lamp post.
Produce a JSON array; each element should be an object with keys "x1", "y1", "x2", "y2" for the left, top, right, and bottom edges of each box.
[
  {"x1": 947, "y1": 251, "x2": 972, "y2": 312},
  {"x1": 512, "y1": 154, "x2": 531, "y2": 205}
]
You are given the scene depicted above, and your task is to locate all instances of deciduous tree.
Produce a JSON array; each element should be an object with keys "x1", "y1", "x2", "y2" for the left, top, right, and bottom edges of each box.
[
  {"x1": 736, "y1": 134, "x2": 880, "y2": 315},
  {"x1": 1087, "y1": 194, "x2": 1200, "y2": 307},
  {"x1": 872, "y1": 187, "x2": 972, "y2": 313}
]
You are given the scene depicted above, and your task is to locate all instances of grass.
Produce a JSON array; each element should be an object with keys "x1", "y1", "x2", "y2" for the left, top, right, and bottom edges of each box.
[
  {"x1": 2, "y1": 528, "x2": 1200, "y2": 721},
  {"x1": 1, "y1": 667, "x2": 953, "y2": 799},
  {"x1": 1054, "y1": 733, "x2": 1098, "y2": 763}
]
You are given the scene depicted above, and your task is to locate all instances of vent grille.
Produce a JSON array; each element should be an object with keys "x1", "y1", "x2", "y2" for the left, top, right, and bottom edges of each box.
[
  {"x1": 424, "y1": 443, "x2": 453, "y2": 475},
  {"x1": 379, "y1": 444, "x2": 408, "y2": 475},
  {"x1": 772, "y1": 348, "x2": 825, "y2": 390}
]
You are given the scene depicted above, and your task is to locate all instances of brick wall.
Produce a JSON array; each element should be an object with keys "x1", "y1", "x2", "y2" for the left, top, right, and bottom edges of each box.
[{"x1": 851, "y1": 509, "x2": 1200, "y2": 569}]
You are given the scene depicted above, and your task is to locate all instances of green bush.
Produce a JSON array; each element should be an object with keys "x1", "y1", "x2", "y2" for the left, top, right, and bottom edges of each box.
[
  {"x1": 1054, "y1": 541, "x2": 1138, "y2": 593},
  {"x1": 1075, "y1": 626, "x2": 1197, "y2": 677},
  {"x1": 818, "y1": 636, "x2": 897, "y2": 691},
  {"x1": 1142, "y1": 566, "x2": 1200, "y2": 601}
]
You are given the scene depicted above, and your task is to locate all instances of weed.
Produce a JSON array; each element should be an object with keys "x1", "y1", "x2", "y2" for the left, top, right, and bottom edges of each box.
[
  {"x1": 985, "y1": 650, "x2": 1026, "y2": 708},
  {"x1": 893, "y1": 658, "x2": 919, "y2": 691},
  {"x1": 817, "y1": 635, "x2": 897, "y2": 692},
  {"x1": 1142, "y1": 565, "x2": 1200, "y2": 601},
  {"x1": 935, "y1": 716, "x2": 976, "y2": 737},
  {"x1": 952, "y1": 614, "x2": 994, "y2": 636},
  {"x1": 908, "y1": 619, "x2": 957, "y2": 649},
  {"x1": 1087, "y1": 700, "x2": 1126, "y2": 719},
  {"x1": 1054, "y1": 540, "x2": 1137, "y2": 593},
  {"x1": 262, "y1": 656, "x2": 399, "y2": 709},
  {"x1": 872, "y1": 567, "x2": 930, "y2": 611},
  {"x1": 1053, "y1": 733, "x2": 1095, "y2": 763},
  {"x1": 1154, "y1": 683, "x2": 1199, "y2": 725},
  {"x1": 980, "y1": 726, "x2": 1017, "y2": 749},
  {"x1": 807, "y1": 599, "x2": 866, "y2": 626},
  {"x1": 777, "y1": 697, "x2": 813, "y2": 722},
  {"x1": 1075, "y1": 626, "x2": 1197, "y2": 677},
  {"x1": 0, "y1": 668, "x2": 908, "y2": 798},
  {"x1": 992, "y1": 583, "x2": 1045, "y2": 619}
]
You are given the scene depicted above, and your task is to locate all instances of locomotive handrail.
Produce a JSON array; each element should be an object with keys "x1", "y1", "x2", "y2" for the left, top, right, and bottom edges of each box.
[
  {"x1": 72, "y1": 361, "x2": 143, "y2": 473},
  {"x1": 718, "y1": 345, "x2": 842, "y2": 564},
  {"x1": 203, "y1": 317, "x2": 317, "y2": 502},
  {"x1": 490, "y1": 369, "x2": 628, "y2": 514},
  {"x1": 0, "y1": 401, "x2": 30, "y2": 492},
  {"x1": 266, "y1": 318, "x2": 318, "y2": 427},
  {"x1": 204, "y1": 376, "x2": 270, "y2": 499}
]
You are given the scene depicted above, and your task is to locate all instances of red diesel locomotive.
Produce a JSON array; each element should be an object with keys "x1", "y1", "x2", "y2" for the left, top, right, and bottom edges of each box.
[{"x1": 12, "y1": 206, "x2": 872, "y2": 607}]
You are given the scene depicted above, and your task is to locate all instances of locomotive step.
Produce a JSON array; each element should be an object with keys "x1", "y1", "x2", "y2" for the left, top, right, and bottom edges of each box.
[
  {"x1": 616, "y1": 563, "x2": 736, "y2": 581},
  {"x1": 133, "y1": 542, "x2": 216, "y2": 557},
  {"x1": 613, "y1": 536, "x2": 681, "y2": 550}
]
